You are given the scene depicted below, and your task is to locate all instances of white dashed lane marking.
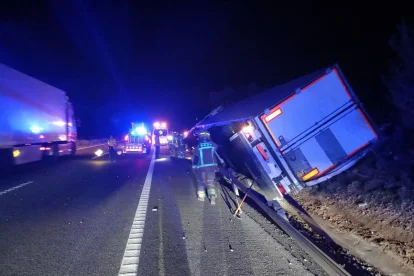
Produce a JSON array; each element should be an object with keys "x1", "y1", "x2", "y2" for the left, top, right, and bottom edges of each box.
[
  {"x1": 118, "y1": 151, "x2": 156, "y2": 276},
  {"x1": 0, "y1": 181, "x2": 34, "y2": 196}
]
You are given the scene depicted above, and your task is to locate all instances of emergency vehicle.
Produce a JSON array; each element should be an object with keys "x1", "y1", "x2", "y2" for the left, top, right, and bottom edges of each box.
[
  {"x1": 152, "y1": 122, "x2": 169, "y2": 146},
  {"x1": 123, "y1": 123, "x2": 151, "y2": 155}
]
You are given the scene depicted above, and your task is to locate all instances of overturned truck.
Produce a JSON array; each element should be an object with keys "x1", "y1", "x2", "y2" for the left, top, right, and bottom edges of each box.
[{"x1": 192, "y1": 64, "x2": 379, "y2": 202}]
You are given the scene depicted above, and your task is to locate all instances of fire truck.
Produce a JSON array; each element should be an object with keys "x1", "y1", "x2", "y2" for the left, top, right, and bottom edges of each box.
[{"x1": 123, "y1": 123, "x2": 151, "y2": 155}]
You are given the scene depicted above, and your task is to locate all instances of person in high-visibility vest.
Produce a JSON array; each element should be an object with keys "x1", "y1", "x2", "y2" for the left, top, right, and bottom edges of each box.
[
  {"x1": 192, "y1": 130, "x2": 218, "y2": 205},
  {"x1": 168, "y1": 132, "x2": 176, "y2": 157},
  {"x1": 154, "y1": 132, "x2": 161, "y2": 159},
  {"x1": 107, "y1": 136, "x2": 117, "y2": 162},
  {"x1": 171, "y1": 132, "x2": 186, "y2": 158},
  {"x1": 176, "y1": 133, "x2": 186, "y2": 158}
]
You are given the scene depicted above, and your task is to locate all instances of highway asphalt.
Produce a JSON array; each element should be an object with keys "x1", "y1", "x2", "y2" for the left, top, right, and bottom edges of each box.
[{"x1": 0, "y1": 145, "x2": 326, "y2": 276}]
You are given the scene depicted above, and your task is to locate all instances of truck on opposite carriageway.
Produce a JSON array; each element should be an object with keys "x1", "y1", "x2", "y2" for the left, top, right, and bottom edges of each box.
[{"x1": 0, "y1": 63, "x2": 78, "y2": 167}]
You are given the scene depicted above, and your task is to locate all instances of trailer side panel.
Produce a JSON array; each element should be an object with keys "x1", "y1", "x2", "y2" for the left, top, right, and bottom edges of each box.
[{"x1": 260, "y1": 67, "x2": 378, "y2": 181}]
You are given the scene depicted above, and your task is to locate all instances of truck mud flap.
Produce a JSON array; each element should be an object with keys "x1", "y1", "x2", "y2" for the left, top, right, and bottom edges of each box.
[{"x1": 0, "y1": 148, "x2": 14, "y2": 168}]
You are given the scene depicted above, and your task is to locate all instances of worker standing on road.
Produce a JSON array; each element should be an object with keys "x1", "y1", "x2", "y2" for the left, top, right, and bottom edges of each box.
[
  {"x1": 192, "y1": 130, "x2": 219, "y2": 205},
  {"x1": 168, "y1": 132, "x2": 176, "y2": 157},
  {"x1": 108, "y1": 135, "x2": 117, "y2": 162},
  {"x1": 176, "y1": 133, "x2": 186, "y2": 158},
  {"x1": 171, "y1": 132, "x2": 185, "y2": 158},
  {"x1": 154, "y1": 132, "x2": 161, "y2": 159},
  {"x1": 174, "y1": 132, "x2": 183, "y2": 158}
]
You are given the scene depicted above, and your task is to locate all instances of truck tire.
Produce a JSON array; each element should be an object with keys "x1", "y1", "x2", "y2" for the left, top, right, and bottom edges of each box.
[
  {"x1": 70, "y1": 142, "x2": 77, "y2": 156},
  {"x1": 43, "y1": 144, "x2": 59, "y2": 162},
  {"x1": 52, "y1": 144, "x2": 59, "y2": 161},
  {"x1": 0, "y1": 148, "x2": 14, "y2": 170}
]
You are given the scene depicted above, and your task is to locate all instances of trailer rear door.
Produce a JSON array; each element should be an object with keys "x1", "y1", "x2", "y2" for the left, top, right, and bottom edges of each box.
[{"x1": 260, "y1": 68, "x2": 378, "y2": 181}]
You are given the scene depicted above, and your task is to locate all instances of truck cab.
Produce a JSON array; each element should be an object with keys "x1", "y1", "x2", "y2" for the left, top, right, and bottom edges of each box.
[{"x1": 123, "y1": 123, "x2": 151, "y2": 155}]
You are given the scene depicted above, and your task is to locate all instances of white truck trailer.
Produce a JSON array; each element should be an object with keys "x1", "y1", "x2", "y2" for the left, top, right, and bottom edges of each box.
[
  {"x1": 193, "y1": 64, "x2": 379, "y2": 200},
  {"x1": 0, "y1": 63, "x2": 77, "y2": 166}
]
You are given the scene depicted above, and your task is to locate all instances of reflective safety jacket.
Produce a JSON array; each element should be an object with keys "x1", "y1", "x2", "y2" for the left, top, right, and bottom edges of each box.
[
  {"x1": 107, "y1": 139, "x2": 117, "y2": 148},
  {"x1": 154, "y1": 135, "x2": 160, "y2": 146},
  {"x1": 174, "y1": 135, "x2": 184, "y2": 146},
  {"x1": 192, "y1": 141, "x2": 218, "y2": 169}
]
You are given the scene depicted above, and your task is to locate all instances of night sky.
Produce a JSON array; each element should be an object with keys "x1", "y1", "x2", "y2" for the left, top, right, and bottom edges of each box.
[{"x1": 0, "y1": 1, "x2": 408, "y2": 138}]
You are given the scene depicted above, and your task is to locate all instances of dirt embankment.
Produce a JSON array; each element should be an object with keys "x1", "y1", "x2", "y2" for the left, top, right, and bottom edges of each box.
[{"x1": 293, "y1": 126, "x2": 414, "y2": 272}]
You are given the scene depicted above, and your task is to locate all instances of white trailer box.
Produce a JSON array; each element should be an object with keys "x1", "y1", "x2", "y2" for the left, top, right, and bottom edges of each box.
[
  {"x1": 194, "y1": 64, "x2": 378, "y2": 198},
  {"x1": 0, "y1": 63, "x2": 77, "y2": 166}
]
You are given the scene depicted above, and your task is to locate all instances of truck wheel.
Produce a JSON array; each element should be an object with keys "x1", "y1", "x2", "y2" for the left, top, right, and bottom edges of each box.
[
  {"x1": 42, "y1": 144, "x2": 59, "y2": 162},
  {"x1": 0, "y1": 148, "x2": 14, "y2": 170},
  {"x1": 51, "y1": 144, "x2": 59, "y2": 161},
  {"x1": 70, "y1": 142, "x2": 77, "y2": 155}
]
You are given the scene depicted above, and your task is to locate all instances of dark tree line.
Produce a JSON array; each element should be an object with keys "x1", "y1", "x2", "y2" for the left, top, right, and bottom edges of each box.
[
  {"x1": 207, "y1": 20, "x2": 414, "y2": 132},
  {"x1": 385, "y1": 20, "x2": 414, "y2": 130}
]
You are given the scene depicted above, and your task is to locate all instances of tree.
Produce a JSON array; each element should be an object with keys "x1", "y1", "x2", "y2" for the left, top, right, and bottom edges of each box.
[{"x1": 385, "y1": 21, "x2": 414, "y2": 130}]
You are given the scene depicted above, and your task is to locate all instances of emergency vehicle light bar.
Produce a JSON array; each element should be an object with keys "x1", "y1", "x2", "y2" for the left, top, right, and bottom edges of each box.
[
  {"x1": 153, "y1": 122, "x2": 167, "y2": 128},
  {"x1": 136, "y1": 126, "x2": 147, "y2": 135}
]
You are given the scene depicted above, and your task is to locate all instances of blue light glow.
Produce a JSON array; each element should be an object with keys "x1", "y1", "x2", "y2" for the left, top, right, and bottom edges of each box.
[
  {"x1": 30, "y1": 125, "x2": 42, "y2": 134},
  {"x1": 136, "y1": 126, "x2": 147, "y2": 135}
]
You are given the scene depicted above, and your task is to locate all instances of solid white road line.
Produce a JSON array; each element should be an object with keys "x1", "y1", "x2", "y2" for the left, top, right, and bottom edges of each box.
[
  {"x1": 0, "y1": 181, "x2": 34, "y2": 196},
  {"x1": 118, "y1": 151, "x2": 156, "y2": 276}
]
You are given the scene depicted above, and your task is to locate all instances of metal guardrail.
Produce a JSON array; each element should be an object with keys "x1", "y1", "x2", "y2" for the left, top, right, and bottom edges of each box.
[
  {"x1": 76, "y1": 139, "x2": 107, "y2": 147},
  {"x1": 219, "y1": 167, "x2": 350, "y2": 276}
]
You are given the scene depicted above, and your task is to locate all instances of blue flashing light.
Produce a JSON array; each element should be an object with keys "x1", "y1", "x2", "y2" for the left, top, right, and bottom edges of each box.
[
  {"x1": 30, "y1": 125, "x2": 42, "y2": 134},
  {"x1": 136, "y1": 126, "x2": 147, "y2": 135}
]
